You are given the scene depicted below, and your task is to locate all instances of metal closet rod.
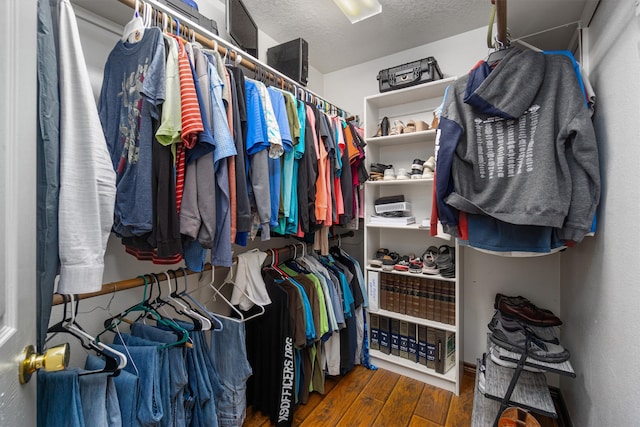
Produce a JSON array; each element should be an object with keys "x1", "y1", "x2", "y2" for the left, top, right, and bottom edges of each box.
[
  {"x1": 51, "y1": 231, "x2": 355, "y2": 306},
  {"x1": 117, "y1": 0, "x2": 352, "y2": 118}
]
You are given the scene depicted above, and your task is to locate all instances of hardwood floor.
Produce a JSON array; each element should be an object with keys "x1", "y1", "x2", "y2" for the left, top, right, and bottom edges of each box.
[{"x1": 243, "y1": 366, "x2": 562, "y2": 427}]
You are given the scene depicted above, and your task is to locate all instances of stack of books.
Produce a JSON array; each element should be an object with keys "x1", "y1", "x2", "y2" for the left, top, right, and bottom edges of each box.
[
  {"x1": 370, "y1": 313, "x2": 455, "y2": 374},
  {"x1": 378, "y1": 273, "x2": 456, "y2": 325}
]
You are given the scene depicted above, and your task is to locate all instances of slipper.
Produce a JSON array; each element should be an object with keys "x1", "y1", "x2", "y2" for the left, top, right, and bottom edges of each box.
[{"x1": 389, "y1": 120, "x2": 405, "y2": 135}]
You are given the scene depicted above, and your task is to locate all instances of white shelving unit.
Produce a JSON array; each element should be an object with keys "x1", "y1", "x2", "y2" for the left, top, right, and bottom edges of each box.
[{"x1": 363, "y1": 77, "x2": 464, "y2": 394}]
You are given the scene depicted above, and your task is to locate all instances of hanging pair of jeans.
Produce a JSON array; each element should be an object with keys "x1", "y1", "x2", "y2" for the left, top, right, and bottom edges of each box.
[
  {"x1": 210, "y1": 318, "x2": 253, "y2": 427},
  {"x1": 86, "y1": 354, "x2": 137, "y2": 427},
  {"x1": 111, "y1": 334, "x2": 163, "y2": 426},
  {"x1": 37, "y1": 367, "x2": 122, "y2": 427},
  {"x1": 130, "y1": 322, "x2": 189, "y2": 427}
]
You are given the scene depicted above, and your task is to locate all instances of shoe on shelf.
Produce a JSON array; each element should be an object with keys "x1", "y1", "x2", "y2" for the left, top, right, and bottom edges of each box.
[
  {"x1": 489, "y1": 311, "x2": 560, "y2": 344},
  {"x1": 368, "y1": 248, "x2": 389, "y2": 268},
  {"x1": 488, "y1": 344, "x2": 545, "y2": 373},
  {"x1": 409, "y1": 257, "x2": 423, "y2": 274},
  {"x1": 389, "y1": 120, "x2": 405, "y2": 135},
  {"x1": 495, "y1": 293, "x2": 562, "y2": 327},
  {"x1": 383, "y1": 168, "x2": 396, "y2": 181},
  {"x1": 396, "y1": 168, "x2": 410, "y2": 180},
  {"x1": 404, "y1": 120, "x2": 416, "y2": 133},
  {"x1": 431, "y1": 112, "x2": 439, "y2": 130},
  {"x1": 381, "y1": 116, "x2": 390, "y2": 136},
  {"x1": 415, "y1": 120, "x2": 430, "y2": 132},
  {"x1": 424, "y1": 156, "x2": 436, "y2": 172},
  {"x1": 489, "y1": 320, "x2": 570, "y2": 362},
  {"x1": 410, "y1": 158, "x2": 424, "y2": 179},
  {"x1": 421, "y1": 246, "x2": 439, "y2": 275},
  {"x1": 382, "y1": 252, "x2": 399, "y2": 271},
  {"x1": 394, "y1": 255, "x2": 411, "y2": 272}
]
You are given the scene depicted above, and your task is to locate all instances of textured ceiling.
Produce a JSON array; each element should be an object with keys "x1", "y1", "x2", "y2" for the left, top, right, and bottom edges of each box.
[
  {"x1": 241, "y1": 0, "x2": 594, "y2": 73},
  {"x1": 71, "y1": 0, "x2": 595, "y2": 74}
]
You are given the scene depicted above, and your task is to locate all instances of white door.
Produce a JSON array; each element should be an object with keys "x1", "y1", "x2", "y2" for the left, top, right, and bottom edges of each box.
[{"x1": 0, "y1": 0, "x2": 39, "y2": 425}]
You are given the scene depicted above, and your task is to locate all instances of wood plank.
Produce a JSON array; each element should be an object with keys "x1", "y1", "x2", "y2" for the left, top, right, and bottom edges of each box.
[
  {"x1": 445, "y1": 370, "x2": 475, "y2": 427},
  {"x1": 414, "y1": 382, "x2": 452, "y2": 425},
  {"x1": 361, "y1": 368, "x2": 401, "y2": 403},
  {"x1": 335, "y1": 395, "x2": 384, "y2": 427},
  {"x1": 299, "y1": 366, "x2": 376, "y2": 426},
  {"x1": 243, "y1": 406, "x2": 271, "y2": 427},
  {"x1": 374, "y1": 376, "x2": 425, "y2": 426},
  {"x1": 293, "y1": 374, "x2": 339, "y2": 424},
  {"x1": 409, "y1": 415, "x2": 442, "y2": 427}
]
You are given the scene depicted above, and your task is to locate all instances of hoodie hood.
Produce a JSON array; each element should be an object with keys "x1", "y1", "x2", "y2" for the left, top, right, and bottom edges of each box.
[{"x1": 464, "y1": 48, "x2": 546, "y2": 119}]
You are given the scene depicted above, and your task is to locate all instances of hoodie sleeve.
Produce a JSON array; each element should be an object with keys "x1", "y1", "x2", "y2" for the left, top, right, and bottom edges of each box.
[
  {"x1": 558, "y1": 108, "x2": 601, "y2": 242},
  {"x1": 435, "y1": 86, "x2": 464, "y2": 235}
]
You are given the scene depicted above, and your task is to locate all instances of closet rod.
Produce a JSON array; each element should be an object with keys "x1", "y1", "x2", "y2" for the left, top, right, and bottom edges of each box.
[
  {"x1": 117, "y1": 0, "x2": 351, "y2": 117},
  {"x1": 51, "y1": 231, "x2": 355, "y2": 306}
]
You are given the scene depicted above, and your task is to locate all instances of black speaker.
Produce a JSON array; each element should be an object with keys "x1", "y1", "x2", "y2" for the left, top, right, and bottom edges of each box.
[{"x1": 267, "y1": 38, "x2": 308, "y2": 87}]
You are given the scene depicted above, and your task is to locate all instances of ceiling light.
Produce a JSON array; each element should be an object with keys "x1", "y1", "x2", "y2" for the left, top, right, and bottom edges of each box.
[{"x1": 333, "y1": 0, "x2": 382, "y2": 24}]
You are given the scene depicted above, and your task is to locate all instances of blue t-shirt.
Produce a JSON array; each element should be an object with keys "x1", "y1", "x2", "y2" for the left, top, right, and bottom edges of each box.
[
  {"x1": 244, "y1": 80, "x2": 269, "y2": 155},
  {"x1": 98, "y1": 27, "x2": 165, "y2": 237}
]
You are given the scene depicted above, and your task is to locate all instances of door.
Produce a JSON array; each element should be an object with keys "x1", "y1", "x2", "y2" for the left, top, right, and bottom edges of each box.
[{"x1": 0, "y1": 0, "x2": 39, "y2": 425}]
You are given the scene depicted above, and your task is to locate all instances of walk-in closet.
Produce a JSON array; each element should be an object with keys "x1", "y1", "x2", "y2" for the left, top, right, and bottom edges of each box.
[{"x1": 0, "y1": 0, "x2": 637, "y2": 426}]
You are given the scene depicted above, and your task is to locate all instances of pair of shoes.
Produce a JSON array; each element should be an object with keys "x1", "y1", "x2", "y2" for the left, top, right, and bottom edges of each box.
[
  {"x1": 410, "y1": 159, "x2": 425, "y2": 179},
  {"x1": 489, "y1": 317, "x2": 570, "y2": 362},
  {"x1": 489, "y1": 343, "x2": 544, "y2": 373},
  {"x1": 498, "y1": 407, "x2": 542, "y2": 427},
  {"x1": 383, "y1": 168, "x2": 396, "y2": 180},
  {"x1": 396, "y1": 168, "x2": 410, "y2": 180},
  {"x1": 389, "y1": 120, "x2": 405, "y2": 135},
  {"x1": 421, "y1": 246, "x2": 439, "y2": 275},
  {"x1": 435, "y1": 245, "x2": 455, "y2": 278},
  {"x1": 404, "y1": 119, "x2": 430, "y2": 133},
  {"x1": 489, "y1": 311, "x2": 559, "y2": 344},
  {"x1": 408, "y1": 257, "x2": 423, "y2": 274},
  {"x1": 368, "y1": 248, "x2": 389, "y2": 268},
  {"x1": 495, "y1": 293, "x2": 562, "y2": 327},
  {"x1": 370, "y1": 163, "x2": 393, "y2": 181},
  {"x1": 382, "y1": 252, "x2": 399, "y2": 271},
  {"x1": 422, "y1": 156, "x2": 436, "y2": 179},
  {"x1": 394, "y1": 255, "x2": 411, "y2": 272}
]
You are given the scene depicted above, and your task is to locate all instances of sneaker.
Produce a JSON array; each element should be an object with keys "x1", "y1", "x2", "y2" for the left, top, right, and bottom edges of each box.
[
  {"x1": 382, "y1": 252, "x2": 399, "y2": 271},
  {"x1": 408, "y1": 257, "x2": 423, "y2": 274},
  {"x1": 424, "y1": 156, "x2": 436, "y2": 172},
  {"x1": 421, "y1": 246, "x2": 439, "y2": 275},
  {"x1": 394, "y1": 255, "x2": 411, "y2": 272},
  {"x1": 368, "y1": 248, "x2": 389, "y2": 268},
  {"x1": 489, "y1": 311, "x2": 560, "y2": 344},
  {"x1": 410, "y1": 158, "x2": 424, "y2": 179},
  {"x1": 495, "y1": 294, "x2": 562, "y2": 327},
  {"x1": 396, "y1": 168, "x2": 410, "y2": 180},
  {"x1": 383, "y1": 168, "x2": 396, "y2": 181},
  {"x1": 489, "y1": 320, "x2": 570, "y2": 363},
  {"x1": 489, "y1": 344, "x2": 544, "y2": 373}
]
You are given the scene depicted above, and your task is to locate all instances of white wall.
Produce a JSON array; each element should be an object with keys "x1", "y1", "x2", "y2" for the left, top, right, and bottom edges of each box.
[{"x1": 560, "y1": 0, "x2": 640, "y2": 424}]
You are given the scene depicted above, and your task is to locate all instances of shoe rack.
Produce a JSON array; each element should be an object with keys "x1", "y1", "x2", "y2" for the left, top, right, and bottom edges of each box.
[{"x1": 363, "y1": 77, "x2": 464, "y2": 394}]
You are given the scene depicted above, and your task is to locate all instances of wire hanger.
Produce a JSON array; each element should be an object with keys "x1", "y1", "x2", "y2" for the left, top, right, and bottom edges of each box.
[
  {"x1": 174, "y1": 268, "x2": 224, "y2": 332},
  {"x1": 202, "y1": 262, "x2": 266, "y2": 323},
  {"x1": 164, "y1": 271, "x2": 213, "y2": 331}
]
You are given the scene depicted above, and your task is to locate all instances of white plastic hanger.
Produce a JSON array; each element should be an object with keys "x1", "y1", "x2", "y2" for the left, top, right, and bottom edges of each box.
[
  {"x1": 121, "y1": 0, "x2": 145, "y2": 43},
  {"x1": 163, "y1": 271, "x2": 213, "y2": 331},
  {"x1": 175, "y1": 268, "x2": 224, "y2": 332}
]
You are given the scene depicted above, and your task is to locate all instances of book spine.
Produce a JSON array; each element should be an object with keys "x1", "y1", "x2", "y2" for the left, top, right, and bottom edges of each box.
[
  {"x1": 370, "y1": 313, "x2": 380, "y2": 350},
  {"x1": 418, "y1": 324, "x2": 428, "y2": 366},
  {"x1": 443, "y1": 331, "x2": 456, "y2": 374},
  {"x1": 425, "y1": 279, "x2": 435, "y2": 321},
  {"x1": 379, "y1": 316, "x2": 390, "y2": 354},
  {"x1": 433, "y1": 280, "x2": 442, "y2": 323},
  {"x1": 380, "y1": 273, "x2": 389, "y2": 311},
  {"x1": 390, "y1": 318, "x2": 401, "y2": 356},
  {"x1": 399, "y1": 320, "x2": 409, "y2": 359},
  {"x1": 410, "y1": 277, "x2": 420, "y2": 318},
  {"x1": 426, "y1": 327, "x2": 436, "y2": 370},
  {"x1": 398, "y1": 276, "x2": 407, "y2": 315},
  {"x1": 388, "y1": 275, "x2": 396, "y2": 313},
  {"x1": 408, "y1": 322, "x2": 418, "y2": 362},
  {"x1": 434, "y1": 328, "x2": 445, "y2": 374}
]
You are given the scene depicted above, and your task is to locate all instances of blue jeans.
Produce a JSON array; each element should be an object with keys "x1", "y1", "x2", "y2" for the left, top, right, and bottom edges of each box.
[
  {"x1": 210, "y1": 318, "x2": 253, "y2": 427},
  {"x1": 37, "y1": 369, "x2": 85, "y2": 427},
  {"x1": 86, "y1": 354, "x2": 135, "y2": 427},
  {"x1": 78, "y1": 363, "x2": 122, "y2": 427},
  {"x1": 112, "y1": 334, "x2": 163, "y2": 426},
  {"x1": 130, "y1": 322, "x2": 189, "y2": 427}
]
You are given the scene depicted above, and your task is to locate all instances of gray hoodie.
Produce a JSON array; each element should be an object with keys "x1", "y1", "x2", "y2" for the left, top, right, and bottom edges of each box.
[{"x1": 435, "y1": 48, "x2": 600, "y2": 242}]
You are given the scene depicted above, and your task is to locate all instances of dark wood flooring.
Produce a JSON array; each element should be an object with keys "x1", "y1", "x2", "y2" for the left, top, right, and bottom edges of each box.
[{"x1": 242, "y1": 365, "x2": 562, "y2": 427}]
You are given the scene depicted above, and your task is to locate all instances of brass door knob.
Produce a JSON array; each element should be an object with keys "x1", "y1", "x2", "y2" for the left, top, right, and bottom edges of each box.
[{"x1": 18, "y1": 343, "x2": 70, "y2": 384}]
